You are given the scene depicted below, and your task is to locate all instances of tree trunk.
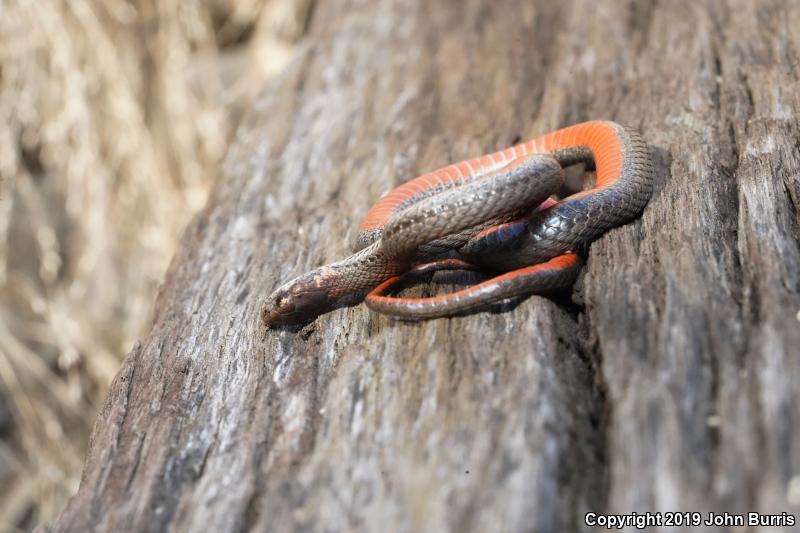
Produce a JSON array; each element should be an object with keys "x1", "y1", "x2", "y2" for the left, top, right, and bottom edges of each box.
[{"x1": 47, "y1": 0, "x2": 800, "y2": 531}]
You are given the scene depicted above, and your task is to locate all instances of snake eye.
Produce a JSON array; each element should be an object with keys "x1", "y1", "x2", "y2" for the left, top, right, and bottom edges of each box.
[
  {"x1": 273, "y1": 292, "x2": 294, "y2": 313},
  {"x1": 264, "y1": 289, "x2": 296, "y2": 327}
]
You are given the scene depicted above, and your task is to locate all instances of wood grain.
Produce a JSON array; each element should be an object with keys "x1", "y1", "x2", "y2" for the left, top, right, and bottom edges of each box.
[{"x1": 48, "y1": 0, "x2": 800, "y2": 531}]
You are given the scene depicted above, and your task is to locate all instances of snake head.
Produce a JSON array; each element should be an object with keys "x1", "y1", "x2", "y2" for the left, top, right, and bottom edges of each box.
[{"x1": 263, "y1": 275, "x2": 332, "y2": 327}]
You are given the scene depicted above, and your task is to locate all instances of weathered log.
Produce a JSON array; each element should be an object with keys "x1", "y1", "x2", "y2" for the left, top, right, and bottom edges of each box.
[{"x1": 48, "y1": 0, "x2": 800, "y2": 531}]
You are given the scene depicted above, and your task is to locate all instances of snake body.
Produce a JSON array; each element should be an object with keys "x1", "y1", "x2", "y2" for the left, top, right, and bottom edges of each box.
[{"x1": 263, "y1": 121, "x2": 653, "y2": 326}]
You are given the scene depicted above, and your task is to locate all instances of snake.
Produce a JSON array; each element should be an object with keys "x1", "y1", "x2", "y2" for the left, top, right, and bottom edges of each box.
[{"x1": 263, "y1": 121, "x2": 653, "y2": 326}]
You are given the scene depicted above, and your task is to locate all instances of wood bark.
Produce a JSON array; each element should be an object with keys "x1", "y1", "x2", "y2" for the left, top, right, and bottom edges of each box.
[{"x1": 48, "y1": 0, "x2": 800, "y2": 531}]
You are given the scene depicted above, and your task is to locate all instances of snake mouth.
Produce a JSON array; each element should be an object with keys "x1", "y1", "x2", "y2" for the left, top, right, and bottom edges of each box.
[{"x1": 263, "y1": 306, "x2": 304, "y2": 327}]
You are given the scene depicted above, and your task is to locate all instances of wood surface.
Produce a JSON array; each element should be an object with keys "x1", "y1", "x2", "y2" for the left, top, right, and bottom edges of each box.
[{"x1": 47, "y1": 0, "x2": 800, "y2": 531}]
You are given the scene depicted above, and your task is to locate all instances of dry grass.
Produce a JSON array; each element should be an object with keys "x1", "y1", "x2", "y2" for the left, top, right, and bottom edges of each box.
[{"x1": 0, "y1": 0, "x2": 312, "y2": 529}]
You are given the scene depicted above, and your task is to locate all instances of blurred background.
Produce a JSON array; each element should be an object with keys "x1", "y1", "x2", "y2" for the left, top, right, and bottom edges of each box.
[{"x1": 0, "y1": 0, "x2": 313, "y2": 529}]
